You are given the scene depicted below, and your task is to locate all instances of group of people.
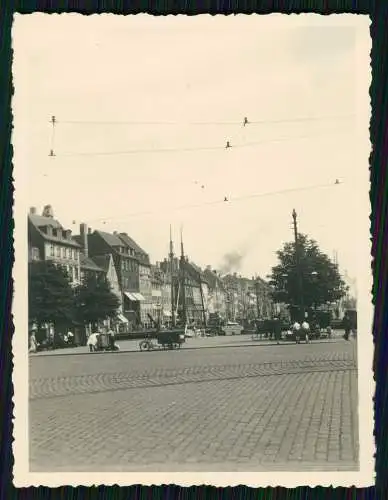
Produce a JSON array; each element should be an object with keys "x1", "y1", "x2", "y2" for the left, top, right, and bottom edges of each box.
[
  {"x1": 87, "y1": 329, "x2": 120, "y2": 352},
  {"x1": 291, "y1": 320, "x2": 312, "y2": 344}
]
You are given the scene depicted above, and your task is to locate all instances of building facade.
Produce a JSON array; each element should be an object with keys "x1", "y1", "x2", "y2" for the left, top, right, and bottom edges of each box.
[
  {"x1": 28, "y1": 205, "x2": 81, "y2": 286},
  {"x1": 117, "y1": 233, "x2": 152, "y2": 327},
  {"x1": 203, "y1": 267, "x2": 228, "y2": 319},
  {"x1": 76, "y1": 224, "x2": 152, "y2": 328}
]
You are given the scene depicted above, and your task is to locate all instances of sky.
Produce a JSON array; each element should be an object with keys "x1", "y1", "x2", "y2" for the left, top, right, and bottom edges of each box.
[{"x1": 12, "y1": 14, "x2": 371, "y2": 287}]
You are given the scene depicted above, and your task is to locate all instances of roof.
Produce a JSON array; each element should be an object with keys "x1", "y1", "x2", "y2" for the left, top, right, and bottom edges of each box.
[
  {"x1": 91, "y1": 254, "x2": 112, "y2": 272},
  {"x1": 203, "y1": 269, "x2": 225, "y2": 290},
  {"x1": 183, "y1": 260, "x2": 209, "y2": 285},
  {"x1": 29, "y1": 214, "x2": 62, "y2": 229},
  {"x1": 28, "y1": 214, "x2": 81, "y2": 248},
  {"x1": 80, "y1": 254, "x2": 105, "y2": 272},
  {"x1": 117, "y1": 233, "x2": 150, "y2": 264},
  {"x1": 95, "y1": 230, "x2": 124, "y2": 247}
]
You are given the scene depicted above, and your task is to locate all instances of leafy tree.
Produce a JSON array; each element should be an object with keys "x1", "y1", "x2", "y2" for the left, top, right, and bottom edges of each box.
[
  {"x1": 268, "y1": 234, "x2": 346, "y2": 310},
  {"x1": 28, "y1": 260, "x2": 75, "y2": 328},
  {"x1": 74, "y1": 273, "x2": 120, "y2": 326}
]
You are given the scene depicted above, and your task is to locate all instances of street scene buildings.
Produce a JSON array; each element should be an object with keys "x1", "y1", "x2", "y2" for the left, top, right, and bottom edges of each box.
[
  {"x1": 14, "y1": 14, "x2": 373, "y2": 480},
  {"x1": 28, "y1": 204, "x2": 278, "y2": 340}
]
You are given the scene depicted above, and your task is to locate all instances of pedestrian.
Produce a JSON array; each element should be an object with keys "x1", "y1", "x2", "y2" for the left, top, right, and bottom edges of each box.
[
  {"x1": 67, "y1": 330, "x2": 74, "y2": 345},
  {"x1": 107, "y1": 329, "x2": 115, "y2": 350},
  {"x1": 273, "y1": 317, "x2": 282, "y2": 344},
  {"x1": 29, "y1": 332, "x2": 38, "y2": 353},
  {"x1": 87, "y1": 332, "x2": 99, "y2": 352},
  {"x1": 302, "y1": 319, "x2": 310, "y2": 343},
  {"x1": 343, "y1": 313, "x2": 351, "y2": 341},
  {"x1": 292, "y1": 320, "x2": 301, "y2": 343}
]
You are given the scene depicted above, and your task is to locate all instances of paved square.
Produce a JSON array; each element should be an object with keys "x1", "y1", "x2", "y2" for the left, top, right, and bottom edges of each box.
[{"x1": 29, "y1": 340, "x2": 358, "y2": 472}]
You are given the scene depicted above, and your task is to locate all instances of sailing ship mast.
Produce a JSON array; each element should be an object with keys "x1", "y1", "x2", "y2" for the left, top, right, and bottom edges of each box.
[
  {"x1": 179, "y1": 226, "x2": 187, "y2": 326},
  {"x1": 169, "y1": 225, "x2": 176, "y2": 328}
]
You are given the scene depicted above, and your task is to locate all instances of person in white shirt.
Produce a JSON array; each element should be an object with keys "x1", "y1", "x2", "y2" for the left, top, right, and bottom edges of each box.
[
  {"x1": 87, "y1": 332, "x2": 99, "y2": 352},
  {"x1": 302, "y1": 321, "x2": 310, "y2": 343},
  {"x1": 292, "y1": 321, "x2": 301, "y2": 343}
]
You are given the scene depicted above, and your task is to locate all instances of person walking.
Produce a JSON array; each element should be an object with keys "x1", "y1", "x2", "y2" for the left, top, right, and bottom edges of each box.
[
  {"x1": 292, "y1": 320, "x2": 301, "y2": 343},
  {"x1": 273, "y1": 317, "x2": 282, "y2": 344},
  {"x1": 302, "y1": 319, "x2": 310, "y2": 343},
  {"x1": 343, "y1": 313, "x2": 352, "y2": 341}
]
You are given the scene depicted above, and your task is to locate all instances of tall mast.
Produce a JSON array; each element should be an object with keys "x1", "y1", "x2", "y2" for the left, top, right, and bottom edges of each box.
[
  {"x1": 180, "y1": 226, "x2": 187, "y2": 326},
  {"x1": 169, "y1": 225, "x2": 176, "y2": 328}
]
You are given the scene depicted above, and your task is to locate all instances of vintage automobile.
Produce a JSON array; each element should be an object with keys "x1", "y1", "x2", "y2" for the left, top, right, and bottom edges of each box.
[{"x1": 220, "y1": 321, "x2": 244, "y2": 336}]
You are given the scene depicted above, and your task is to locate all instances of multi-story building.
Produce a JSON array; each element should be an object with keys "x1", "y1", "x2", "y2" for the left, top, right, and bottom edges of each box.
[
  {"x1": 74, "y1": 226, "x2": 125, "y2": 327},
  {"x1": 117, "y1": 232, "x2": 152, "y2": 327},
  {"x1": 28, "y1": 205, "x2": 81, "y2": 286},
  {"x1": 76, "y1": 224, "x2": 152, "y2": 328},
  {"x1": 160, "y1": 257, "x2": 208, "y2": 326},
  {"x1": 203, "y1": 266, "x2": 228, "y2": 319},
  {"x1": 222, "y1": 273, "x2": 273, "y2": 322}
]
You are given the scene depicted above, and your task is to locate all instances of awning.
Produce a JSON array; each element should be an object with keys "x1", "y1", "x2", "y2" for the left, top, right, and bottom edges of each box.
[
  {"x1": 132, "y1": 293, "x2": 145, "y2": 301},
  {"x1": 152, "y1": 290, "x2": 162, "y2": 297},
  {"x1": 117, "y1": 314, "x2": 128, "y2": 323},
  {"x1": 124, "y1": 292, "x2": 138, "y2": 301}
]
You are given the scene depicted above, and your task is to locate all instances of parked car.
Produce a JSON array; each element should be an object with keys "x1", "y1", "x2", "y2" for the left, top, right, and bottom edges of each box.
[{"x1": 221, "y1": 321, "x2": 244, "y2": 336}]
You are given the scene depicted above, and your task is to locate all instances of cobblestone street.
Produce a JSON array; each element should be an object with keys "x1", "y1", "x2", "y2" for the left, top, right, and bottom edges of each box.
[{"x1": 29, "y1": 339, "x2": 359, "y2": 472}]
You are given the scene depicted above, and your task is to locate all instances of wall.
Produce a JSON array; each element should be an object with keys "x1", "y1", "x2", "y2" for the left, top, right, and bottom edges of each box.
[{"x1": 43, "y1": 241, "x2": 81, "y2": 285}]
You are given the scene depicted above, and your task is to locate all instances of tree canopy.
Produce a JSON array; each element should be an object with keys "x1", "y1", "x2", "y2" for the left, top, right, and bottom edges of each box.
[
  {"x1": 268, "y1": 234, "x2": 346, "y2": 310},
  {"x1": 74, "y1": 273, "x2": 120, "y2": 325},
  {"x1": 28, "y1": 260, "x2": 75, "y2": 327}
]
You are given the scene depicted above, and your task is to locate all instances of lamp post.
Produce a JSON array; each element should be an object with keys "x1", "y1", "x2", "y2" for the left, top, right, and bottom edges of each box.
[{"x1": 292, "y1": 209, "x2": 305, "y2": 321}]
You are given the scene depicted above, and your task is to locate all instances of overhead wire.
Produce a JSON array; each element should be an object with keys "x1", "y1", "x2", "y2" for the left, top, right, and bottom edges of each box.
[
  {"x1": 83, "y1": 180, "x2": 343, "y2": 225},
  {"x1": 49, "y1": 128, "x2": 354, "y2": 159},
  {"x1": 50, "y1": 113, "x2": 355, "y2": 127}
]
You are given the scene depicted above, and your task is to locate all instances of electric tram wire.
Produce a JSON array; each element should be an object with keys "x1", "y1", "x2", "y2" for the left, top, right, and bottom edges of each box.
[
  {"x1": 50, "y1": 113, "x2": 355, "y2": 127},
  {"x1": 48, "y1": 129, "x2": 354, "y2": 159},
  {"x1": 84, "y1": 180, "x2": 343, "y2": 225}
]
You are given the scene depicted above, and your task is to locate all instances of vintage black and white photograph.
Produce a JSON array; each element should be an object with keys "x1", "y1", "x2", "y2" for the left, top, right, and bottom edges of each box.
[{"x1": 12, "y1": 14, "x2": 373, "y2": 487}]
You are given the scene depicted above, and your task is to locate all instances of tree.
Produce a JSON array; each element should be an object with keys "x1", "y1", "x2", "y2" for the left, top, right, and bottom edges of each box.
[
  {"x1": 74, "y1": 273, "x2": 120, "y2": 327},
  {"x1": 268, "y1": 234, "x2": 346, "y2": 310},
  {"x1": 28, "y1": 260, "x2": 75, "y2": 328}
]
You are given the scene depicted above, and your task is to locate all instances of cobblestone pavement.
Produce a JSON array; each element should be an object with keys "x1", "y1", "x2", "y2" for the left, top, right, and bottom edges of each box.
[{"x1": 29, "y1": 339, "x2": 358, "y2": 472}]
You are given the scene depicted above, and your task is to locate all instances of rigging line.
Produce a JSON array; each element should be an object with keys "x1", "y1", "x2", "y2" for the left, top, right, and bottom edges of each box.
[
  {"x1": 51, "y1": 129, "x2": 354, "y2": 159},
  {"x1": 86, "y1": 181, "x2": 342, "y2": 224},
  {"x1": 52, "y1": 114, "x2": 355, "y2": 127}
]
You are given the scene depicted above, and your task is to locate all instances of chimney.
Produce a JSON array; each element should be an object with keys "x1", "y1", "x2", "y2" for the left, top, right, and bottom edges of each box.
[
  {"x1": 29, "y1": 207, "x2": 37, "y2": 215},
  {"x1": 80, "y1": 223, "x2": 88, "y2": 258},
  {"x1": 88, "y1": 228, "x2": 92, "y2": 234},
  {"x1": 42, "y1": 205, "x2": 54, "y2": 218},
  {"x1": 113, "y1": 231, "x2": 118, "y2": 236}
]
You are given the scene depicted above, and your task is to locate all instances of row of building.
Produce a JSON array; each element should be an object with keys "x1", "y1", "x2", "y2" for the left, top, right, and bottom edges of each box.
[{"x1": 28, "y1": 205, "x2": 274, "y2": 331}]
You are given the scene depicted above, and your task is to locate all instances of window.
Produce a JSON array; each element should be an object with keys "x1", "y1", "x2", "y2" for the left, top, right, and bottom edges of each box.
[
  {"x1": 56, "y1": 246, "x2": 61, "y2": 257},
  {"x1": 74, "y1": 267, "x2": 79, "y2": 282},
  {"x1": 69, "y1": 249, "x2": 73, "y2": 259},
  {"x1": 32, "y1": 247, "x2": 39, "y2": 260},
  {"x1": 50, "y1": 244, "x2": 54, "y2": 257}
]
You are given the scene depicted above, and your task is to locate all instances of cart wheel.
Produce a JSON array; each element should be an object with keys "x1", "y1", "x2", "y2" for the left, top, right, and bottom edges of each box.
[{"x1": 140, "y1": 341, "x2": 151, "y2": 351}]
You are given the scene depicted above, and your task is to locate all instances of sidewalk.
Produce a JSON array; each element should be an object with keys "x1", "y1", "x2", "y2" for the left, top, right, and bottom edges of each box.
[{"x1": 31, "y1": 331, "x2": 347, "y2": 357}]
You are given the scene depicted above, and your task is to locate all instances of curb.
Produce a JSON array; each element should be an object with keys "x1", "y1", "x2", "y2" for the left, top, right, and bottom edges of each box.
[{"x1": 31, "y1": 338, "x2": 345, "y2": 359}]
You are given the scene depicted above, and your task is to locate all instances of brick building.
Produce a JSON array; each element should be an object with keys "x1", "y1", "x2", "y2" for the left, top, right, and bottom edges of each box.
[
  {"x1": 28, "y1": 205, "x2": 81, "y2": 286},
  {"x1": 76, "y1": 224, "x2": 151, "y2": 328}
]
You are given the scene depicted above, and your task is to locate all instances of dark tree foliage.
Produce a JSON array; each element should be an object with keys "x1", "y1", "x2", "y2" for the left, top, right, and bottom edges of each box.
[
  {"x1": 74, "y1": 273, "x2": 120, "y2": 325},
  {"x1": 268, "y1": 234, "x2": 347, "y2": 309},
  {"x1": 28, "y1": 260, "x2": 75, "y2": 327}
]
